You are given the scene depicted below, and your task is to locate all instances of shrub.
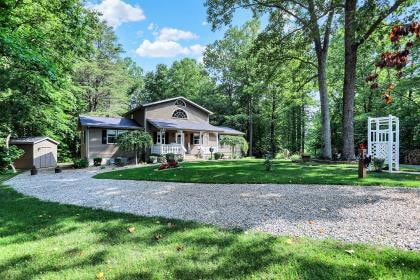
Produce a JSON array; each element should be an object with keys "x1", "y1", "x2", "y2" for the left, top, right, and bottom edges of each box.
[
  {"x1": 148, "y1": 155, "x2": 157, "y2": 164},
  {"x1": 0, "y1": 145, "x2": 24, "y2": 173},
  {"x1": 165, "y1": 153, "x2": 176, "y2": 162},
  {"x1": 290, "y1": 154, "x2": 301, "y2": 162},
  {"x1": 275, "y1": 153, "x2": 284, "y2": 159},
  {"x1": 175, "y1": 154, "x2": 184, "y2": 162},
  {"x1": 168, "y1": 160, "x2": 178, "y2": 168},
  {"x1": 214, "y1": 152, "x2": 224, "y2": 160},
  {"x1": 114, "y1": 157, "x2": 127, "y2": 167},
  {"x1": 93, "y1": 157, "x2": 102, "y2": 166},
  {"x1": 373, "y1": 157, "x2": 385, "y2": 172},
  {"x1": 73, "y1": 158, "x2": 89, "y2": 169},
  {"x1": 157, "y1": 155, "x2": 166, "y2": 163},
  {"x1": 264, "y1": 155, "x2": 273, "y2": 171}
]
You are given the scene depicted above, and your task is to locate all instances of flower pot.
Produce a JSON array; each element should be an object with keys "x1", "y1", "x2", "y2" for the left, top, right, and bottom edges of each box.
[
  {"x1": 55, "y1": 167, "x2": 62, "y2": 173},
  {"x1": 31, "y1": 168, "x2": 38, "y2": 176}
]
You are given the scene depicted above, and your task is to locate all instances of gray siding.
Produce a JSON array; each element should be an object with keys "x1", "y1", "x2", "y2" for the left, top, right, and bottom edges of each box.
[{"x1": 145, "y1": 101, "x2": 209, "y2": 122}]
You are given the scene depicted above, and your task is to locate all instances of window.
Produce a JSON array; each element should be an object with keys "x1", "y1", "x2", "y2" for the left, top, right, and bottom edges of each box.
[
  {"x1": 193, "y1": 134, "x2": 201, "y2": 145},
  {"x1": 174, "y1": 99, "x2": 186, "y2": 107},
  {"x1": 172, "y1": 109, "x2": 187, "y2": 119},
  {"x1": 106, "y1": 130, "x2": 126, "y2": 144},
  {"x1": 176, "y1": 133, "x2": 182, "y2": 144},
  {"x1": 157, "y1": 132, "x2": 166, "y2": 144}
]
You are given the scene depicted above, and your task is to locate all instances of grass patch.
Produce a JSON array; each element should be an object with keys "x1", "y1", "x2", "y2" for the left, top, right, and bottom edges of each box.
[
  {"x1": 0, "y1": 178, "x2": 419, "y2": 279},
  {"x1": 95, "y1": 159, "x2": 420, "y2": 187}
]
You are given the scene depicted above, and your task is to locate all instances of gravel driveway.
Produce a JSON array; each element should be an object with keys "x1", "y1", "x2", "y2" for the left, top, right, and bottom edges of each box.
[{"x1": 5, "y1": 168, "x2": 420, "y2": 250}]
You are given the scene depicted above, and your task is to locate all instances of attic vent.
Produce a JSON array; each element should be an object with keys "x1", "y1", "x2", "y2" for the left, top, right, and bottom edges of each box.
[
  {"x1": 174, "y1": 99, "x2": 186, "y2": 107},
  {"x1": 172, "y1": 109, "x2": 187, "y2": 119}
]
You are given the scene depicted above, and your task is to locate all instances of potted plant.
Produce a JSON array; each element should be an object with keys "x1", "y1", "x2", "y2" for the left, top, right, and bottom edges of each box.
[
  {"x1": 54, "y1": 165, "x2": 62, "y2": 173},
  {"x1": 31, "y1": 165, "x2": 38, "y2": 175}
]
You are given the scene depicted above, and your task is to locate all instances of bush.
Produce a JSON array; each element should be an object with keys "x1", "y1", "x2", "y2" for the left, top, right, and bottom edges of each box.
[
  {"x1": 275, "y1": 153, "x2": 284, "y2": 159},
  {"x1": 373, "y1": 157, "x2": 385, "y2": 172},
  {"x1": 175, "y1": 154, "x2": 184, "y2": 162},
  {"x1": 157, "y1": 155, "x2": 166, "y2": 163},
  {"x1": 0, "y1": 145, "x2": 23, "y2": 173},
  {"x1": 290, "y1": 154, "x2": 301, "y2": 162},
  {"x1": 93, "y1": 157, "x2": 102, "y2": 166},
  {"x1": 159, "y1": 163, "x2": 169, "y2": 170},
  {"x1": 165, "y1": 153, "x2": 176, "y2": 162},
  {"x1": 264, "y1": 155, "x2": 273, "y2": 171},
  {"x1": 73, "y1": 158, "x2": 89, "y2": 169},
  {"x1": 148, "y1": 155, "x2": 157, "y2": 164},
  {"x1": 114, "y1": 157, "x2": 127, "y2": 167},
  {"x1": 214, "y1": 152, "x2": 224, "y2": 160}
]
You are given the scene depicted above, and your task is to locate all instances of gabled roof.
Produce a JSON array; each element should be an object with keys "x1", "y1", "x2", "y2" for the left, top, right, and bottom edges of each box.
[
  {"x1": 10, "y1": 137, "x2": 59, "y2": 145},
  {"x1": 125, "y1": 96, "x2": 214, "y2": 115},
  {"x1": 214, "y1": 126, "x2": 245, "y2": 135},
  {"x1": 79, "y1": 115, "x2": 143, "y2": 129},
  {"x1": 148, "y1": 118, "x2": 224, "y2": 132}
]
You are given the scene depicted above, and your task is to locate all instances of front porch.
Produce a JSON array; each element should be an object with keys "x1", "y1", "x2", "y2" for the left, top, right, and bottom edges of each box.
[{"x1": 151, "y1": 129, "x2": 219, "y2": 158}]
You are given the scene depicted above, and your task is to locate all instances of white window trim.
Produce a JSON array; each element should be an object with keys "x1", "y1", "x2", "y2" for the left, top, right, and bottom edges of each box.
[{"x1": 171, "y1": 109, "x2": 188, "y2": 119}]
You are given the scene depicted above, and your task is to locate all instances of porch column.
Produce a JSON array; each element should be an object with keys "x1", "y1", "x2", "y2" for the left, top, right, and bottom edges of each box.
[
  {"x1": 199, "y1": 131, "x2": 203, "y2": 145},
  {"x1": 216, "y1": 132, "x2": 219, "y2": 151}
]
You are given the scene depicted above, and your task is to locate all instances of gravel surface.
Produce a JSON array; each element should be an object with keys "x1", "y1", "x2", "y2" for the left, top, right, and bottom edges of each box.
[{"x1": 5, "y1": 168, "x2": 420, "y2": 250}]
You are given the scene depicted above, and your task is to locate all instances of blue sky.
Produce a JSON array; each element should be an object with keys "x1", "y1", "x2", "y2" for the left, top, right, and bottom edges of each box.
[{"x1": 88, "y1": 0, "x2": 253, "y2": 72}]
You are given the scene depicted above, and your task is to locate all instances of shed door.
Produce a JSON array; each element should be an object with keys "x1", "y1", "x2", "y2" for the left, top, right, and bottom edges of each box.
[{"x1": 34, "y1": 147, "x2": 55, "y2": 168}]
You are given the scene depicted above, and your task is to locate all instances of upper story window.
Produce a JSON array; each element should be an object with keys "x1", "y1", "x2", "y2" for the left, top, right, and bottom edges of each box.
[
  {"x1": 174, "y1": 99, "x2": 186, "y2": 107},
  {"x1": 172, "y1": 109, "x2": 187, "y2": 119}
]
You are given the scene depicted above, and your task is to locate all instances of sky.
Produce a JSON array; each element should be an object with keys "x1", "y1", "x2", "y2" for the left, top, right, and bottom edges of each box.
[{"x1": 88, "y1": 0, "x2": 253, "y2": 72}]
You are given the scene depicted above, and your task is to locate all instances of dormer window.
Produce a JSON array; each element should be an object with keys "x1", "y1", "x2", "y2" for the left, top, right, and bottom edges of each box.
[
  {"x1": 172, "y1": 109, "x2": 187, "y2": 119},
  {"x1": 174, "y1": 99, "x2": 186, "y2": 107}
]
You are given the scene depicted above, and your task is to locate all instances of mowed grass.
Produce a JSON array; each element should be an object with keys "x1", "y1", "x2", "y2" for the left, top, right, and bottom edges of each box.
[
  {"x1": 95, "y1": 159, "x2": 420, "y2": 187},
  {"x1": 0, "y1": 176, "x2": 419, "y2": 279}
]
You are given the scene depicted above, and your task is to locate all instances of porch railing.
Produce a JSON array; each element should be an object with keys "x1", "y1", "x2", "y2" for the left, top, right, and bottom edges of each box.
[{"x1": 151, "y1": 144, "x2": 186, "y2": 155}]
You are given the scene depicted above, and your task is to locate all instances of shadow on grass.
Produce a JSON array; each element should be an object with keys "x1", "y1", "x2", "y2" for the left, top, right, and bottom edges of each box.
[{"x1": 1, "y1": 184, "x2": 419, "y2": 279}]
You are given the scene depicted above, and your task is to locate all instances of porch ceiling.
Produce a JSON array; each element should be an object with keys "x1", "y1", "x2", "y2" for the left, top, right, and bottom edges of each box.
[{"x1": 147, "y1": 118, "x2": 224, "y2": 132}]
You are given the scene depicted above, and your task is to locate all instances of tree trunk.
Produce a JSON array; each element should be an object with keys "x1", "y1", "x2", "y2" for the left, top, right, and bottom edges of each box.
[
  {"x1": 248, "y1": 98, "x2": 253, "y2": 157},
  {"x1": 5, "y1": 134, "x2": 16, "y2": 173},
  {"x1": 270, "y1": 92, "x2": 277, "y2": 156},
  {"x1": 342, "y1": 0, "x2": 358, "y2": 160},
  {"x1": 317, "y1": 52, "x2": 332, "y2": 159}
]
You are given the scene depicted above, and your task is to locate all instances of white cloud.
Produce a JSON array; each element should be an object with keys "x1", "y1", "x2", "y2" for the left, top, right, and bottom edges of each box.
[
  {"x1": 157, "y1": 28, "x2": 198, "y2": 41},
  {"x1": 202, "y1": 21, "x2": 208, "y2": 26},
  {"x1": 147, "y1": 22, "x2": 157, "y2": 31},
  {"x1": 135, "y1": 26, "x2": 204, "y2": 58},
  {"x1": 136, "y1": 40, "x2": 190, "y2": 57},
  {"x1": 189, "y1": 44, "x2": 206, "y2": 55},
  {"x1": 90, "y1": 0, "x2": 145, "y2": 28}
]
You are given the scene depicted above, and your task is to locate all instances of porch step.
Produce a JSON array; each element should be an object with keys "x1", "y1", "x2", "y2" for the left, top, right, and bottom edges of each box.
[{"x1": 183, "y1": 154, "x2": 201, "y2": 161}]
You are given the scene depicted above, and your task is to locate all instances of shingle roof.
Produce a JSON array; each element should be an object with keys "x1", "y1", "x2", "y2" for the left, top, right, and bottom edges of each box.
[
  {"x1": 147, "y1": 118, "x2": 224, "y2": 132},
  {"x1": 147, "y1": 119, "x2": 245, "y2": 135},
  {"x1": 215, "y1": 126, "x2": 245, "y2": 135},
  {"x1": 79, "y1": 115, "x2": 143, "y2": 129},
  {"x1": 10, "y1": 137, "x2": 59, "y2": 145},
  {"x1": 125, "y1": 96, "x2": 214, "y2": 115}
]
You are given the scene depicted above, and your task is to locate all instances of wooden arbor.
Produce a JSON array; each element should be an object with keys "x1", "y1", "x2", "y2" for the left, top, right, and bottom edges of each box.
[{"x1": 367, "y1": 115, "x2": 399, "y2": 172}]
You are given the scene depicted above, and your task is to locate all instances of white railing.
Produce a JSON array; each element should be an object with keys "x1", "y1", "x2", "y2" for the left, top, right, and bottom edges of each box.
[{"x1": 151, "y1": 144, "x2": 186, "y2": 155}]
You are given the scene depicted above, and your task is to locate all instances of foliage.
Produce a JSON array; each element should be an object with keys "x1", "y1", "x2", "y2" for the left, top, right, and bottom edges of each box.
[
  {"x1": 264, "y1": 155, "x2": 273, "y2": 171},
  {"x1": 373, "y1": 158, "x2": 385, "y2": 172},
  {"x1": 114, "y1": 157, "x2": 127, "y2": 167},
  {"x1": 96, "y1": 159, "x2": 420, "y2": 188},
  {"x1": 165, "y1": 153, "x2": 176, "y2": 162},
  {"x1": 157, "y1": 155, "x2": 166, "y2": 163},
  {"x1": 290, "y1": 154, "x2": 301, "y2": 162},
  {"x1": 148, "y1": 155, "x2": 157, "y2": 164},
  {"x1": 73, "y1": 158, "x2": 89, "y2": 169},
  {"x1": 93, "y1": 158, "x2": 102, "y2": 166},
  {"x1": 117, "y1": 131, "x2": 153, "y2": 164},
  {"x1": 220, "y1": 135, "x2": 248, "y2": 156},
  {"x1": 214, "y1": 152, "x2": 224, "y2": 160},
  {"x1": 0, "y1": 145, "x2": 23, "y2": 173}
]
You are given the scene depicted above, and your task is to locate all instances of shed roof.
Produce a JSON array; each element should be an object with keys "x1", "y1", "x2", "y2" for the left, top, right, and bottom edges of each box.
[
  {"x1": 79, "y1": 115, "x2": 143, "y2": 129},
  {"x1": 10, "y1": 137, "x2": 59, "y2": 145}
]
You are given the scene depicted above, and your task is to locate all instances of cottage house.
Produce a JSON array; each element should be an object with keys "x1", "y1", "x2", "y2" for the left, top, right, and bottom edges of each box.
[{"x1": 78, "y1": 96, "x2": 244, "y2": 164}]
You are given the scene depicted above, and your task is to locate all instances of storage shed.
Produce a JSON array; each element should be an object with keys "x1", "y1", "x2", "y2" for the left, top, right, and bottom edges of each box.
[{"x1": 10, "y1": 137, "x2": 59, "y2": 169}]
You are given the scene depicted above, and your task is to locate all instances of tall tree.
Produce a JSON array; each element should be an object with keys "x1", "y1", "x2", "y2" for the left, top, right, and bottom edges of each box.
[
  {"x1": 205, "y1": 0, "x2": 338, "y2": 159},
  {"x1": 340, "y1": 0, "x2": 414, "y2": 159}
]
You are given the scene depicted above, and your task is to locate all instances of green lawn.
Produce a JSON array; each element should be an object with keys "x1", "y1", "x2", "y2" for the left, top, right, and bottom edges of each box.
[
  {"x1": 0, "y1": 175, "x2": 419, "y2": 279},
  {"x1": 95, "y1": 159, "x2": 420, "y2": 188}
]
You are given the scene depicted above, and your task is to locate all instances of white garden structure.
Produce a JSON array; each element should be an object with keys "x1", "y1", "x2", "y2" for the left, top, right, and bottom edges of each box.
[{"x1": 367, "y1": 115, "x2": 399, "y2": 172}]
